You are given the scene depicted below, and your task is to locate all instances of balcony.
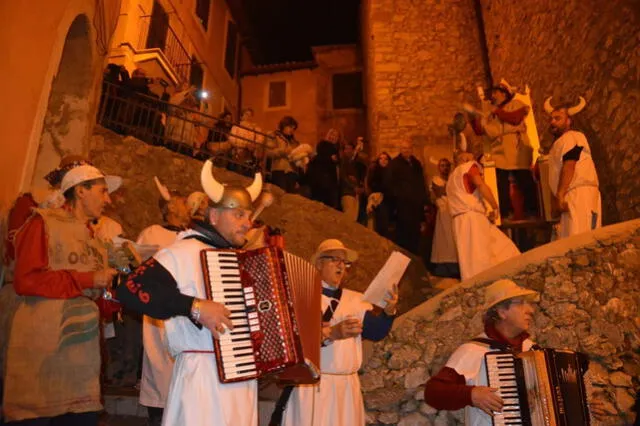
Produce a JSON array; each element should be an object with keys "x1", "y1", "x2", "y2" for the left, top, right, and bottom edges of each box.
[{"x1": 134, "y1": 15, "x2": 193, "y2": 84}]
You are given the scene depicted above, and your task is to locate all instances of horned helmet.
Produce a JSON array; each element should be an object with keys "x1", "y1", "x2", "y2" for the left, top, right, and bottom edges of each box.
[{"x1": 200, "y1": 160, "x2": 262, "y2": 210}]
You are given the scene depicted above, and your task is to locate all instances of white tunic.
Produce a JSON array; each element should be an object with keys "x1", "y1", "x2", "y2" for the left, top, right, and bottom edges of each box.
[
  {"x1": 136, "y1": 225, "x2": 179, "y2": 409},
  {"x1": 430, "y1": 176, "x2": 458, "y2": 264},
  {"x1": 445, "y1": 333, "x2": 535, "y2": 426},
  {"x1": 283, "y1": 288, "x2": 372, "y2": 426},
  {"x1": 447, "y1": 162, "x2": 520, "y2": 281},
  {"x1": 157, "y1": 232, "x2": 257, "y2": 426},
  {"x1": 548, "y1": 130, "x2": 601, "y2": 238}
]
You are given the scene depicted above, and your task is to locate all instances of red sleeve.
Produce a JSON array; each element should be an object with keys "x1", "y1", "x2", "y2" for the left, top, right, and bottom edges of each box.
[
  {"x1": 493, "y1": 106, "x2": 528, "y2": 126},
  {"x1": 470, "y1": 116, "x2": 484, "y2": 136},
  {"x1": 463, "y1": 164, "x2": 481, "y2": 194},
  {"x1": 13, "y1": 215, "x2": 95, "y2": 298},
  {"x1": 424, "y1": 366, "x2": 474, "y2": 410},
  {"x1": 4, "y1": 193, "x2": 38, "y2": 265}
]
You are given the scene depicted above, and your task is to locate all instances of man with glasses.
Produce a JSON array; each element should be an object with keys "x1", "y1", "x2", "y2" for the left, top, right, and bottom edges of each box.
[{"x1": 279, "y1": 239, "x2": 399, "y2": 426}]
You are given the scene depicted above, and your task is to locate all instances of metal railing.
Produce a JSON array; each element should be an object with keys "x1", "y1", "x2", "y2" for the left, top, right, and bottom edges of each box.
[
  {"x1": 138, "y1": 15, "x2": 192, "y2": 83},
  {"x1": 97, "y1": 80, "x2": 274, "y2": 175}
]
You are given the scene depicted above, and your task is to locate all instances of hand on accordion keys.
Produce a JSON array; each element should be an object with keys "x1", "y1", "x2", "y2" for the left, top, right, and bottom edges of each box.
[
  {"x1": 471, "y1": 386, "x2": 504, "y2": 416},
  {"x1": 192, "y1": 298, "x2": 234, "y2": 339}
]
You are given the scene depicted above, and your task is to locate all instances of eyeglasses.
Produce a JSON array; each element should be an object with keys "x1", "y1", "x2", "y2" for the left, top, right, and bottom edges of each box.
[{"x1": 320, "y1": 256, "x2": 352, "y2": 268}]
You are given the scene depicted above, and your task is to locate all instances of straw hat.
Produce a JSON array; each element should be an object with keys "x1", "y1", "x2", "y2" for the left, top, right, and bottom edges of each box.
[
  {"x1": 310, "y1": 239, "x2": 358, "y2": 266},
  {"x1": 483, "y1": 279, "x2": 539, "y2": 311}
]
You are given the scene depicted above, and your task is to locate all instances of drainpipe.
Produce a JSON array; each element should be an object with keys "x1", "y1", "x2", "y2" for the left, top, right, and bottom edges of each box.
[{"x1": 237, "y1": 43, "x2": 243, "y2": 119}]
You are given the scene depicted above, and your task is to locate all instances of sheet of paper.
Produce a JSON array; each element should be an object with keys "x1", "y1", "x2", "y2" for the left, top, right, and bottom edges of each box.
[{"x1": 363, "y1": 251, "x2": 411, "y2": 307}]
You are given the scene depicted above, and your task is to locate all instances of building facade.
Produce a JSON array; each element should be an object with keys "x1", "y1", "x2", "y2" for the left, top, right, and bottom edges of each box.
[{"x1": 241, "y1": 44, "x2": 366, "y2": 147}]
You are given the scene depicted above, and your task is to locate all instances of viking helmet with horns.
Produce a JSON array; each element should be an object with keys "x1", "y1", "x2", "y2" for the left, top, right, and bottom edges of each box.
[
  {"x1": 200, "y1": 160, "x2": 262, "y2": 210},
  {"x1": 543, "y1": 96, "x2": 587, "y2": 116}
]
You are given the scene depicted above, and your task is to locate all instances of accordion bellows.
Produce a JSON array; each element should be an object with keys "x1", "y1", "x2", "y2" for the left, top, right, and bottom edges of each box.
[{"x1": 201, "y1": 247, "x2": 321, "y2": 384}]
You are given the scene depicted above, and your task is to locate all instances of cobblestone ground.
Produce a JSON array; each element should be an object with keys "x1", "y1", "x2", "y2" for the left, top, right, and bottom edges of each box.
[{"x1": 99, "y1": 414, "x2": 147, "y2": 426}]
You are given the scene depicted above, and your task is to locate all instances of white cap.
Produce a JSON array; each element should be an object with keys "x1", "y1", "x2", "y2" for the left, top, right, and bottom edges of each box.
[{"x1": 60, "y1": 164, "x2": 122, "y2": 194}]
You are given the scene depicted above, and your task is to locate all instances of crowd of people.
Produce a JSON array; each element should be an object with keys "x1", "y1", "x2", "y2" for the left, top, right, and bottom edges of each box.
[{"x1": 0, "y1": 77, "x2": 618, "y2": 426}]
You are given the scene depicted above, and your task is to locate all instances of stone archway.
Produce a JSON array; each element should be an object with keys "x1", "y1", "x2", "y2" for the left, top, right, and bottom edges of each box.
[{"x1": 30, "y1": 14, "x2": 93, "y2": 188}]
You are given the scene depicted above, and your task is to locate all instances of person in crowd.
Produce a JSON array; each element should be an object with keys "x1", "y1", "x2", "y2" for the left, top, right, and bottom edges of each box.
[
  {"x1": 115, "y1": 160, "x2": 264, "y2": 425},
  {"x1": 424, "y1": 279, "x2": 608, "y2": 425},
  {"x1": 306, "y1": 132, "x2": 340, "y2": 209},
  {"x1": 387, "y1": 139, "x2": 428, "y2": 254},
  {"x1": 430, "y1": 158, "x2": 459, "y2": 277},
  {"x1": 207, "y1": 111, "x2": 233, "y2": 161},
  {"x1": 3, "y1": 160, "x2": 121, "y2": 425},
  {"x1": 268, "y1": 116, "x2": 300, "y2": 193},
  {"x1": 165, "y1": 85, "x2": 203, "y2": 153},
  {"x1": 446, "y1": 152, "x2": 520, "y2": 281},
  {"x1": 136, "y1": 177, "x2": 191, "y2": 426},
  {"x1": 366, "y1": 152, "x2": 393, "y2": 237},
  {"x1": 186, "y1": 191, "x2": 209, "y2": 221},
  {"x1": 339, "y1": 142, "x2": 367, "y2": 222},
  {"x1": 468, "y1": 80, "x2": 538, "y2": 219},
  {"x1": 228, "y1": 107, "x2": 264, "y2": 176},
  {"x1": 280, "y1": 239, "x2": 398, "y2": 426},
  {"x1": 544, "y1": 95, "x2": 601, "y2": 238}
]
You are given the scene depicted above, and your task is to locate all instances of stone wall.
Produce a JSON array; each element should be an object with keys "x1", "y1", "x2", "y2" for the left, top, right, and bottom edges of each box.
[
  {"x1": 362, "y1": 0, "x2": 488, "y2": 157},
  {"x1": 90, "y1": 126, "x2": 437, "y2": 314},
  {"x1": 480, "y1": 0, "x2": 640, "y2": 224},
  {"x1": 361, "y1": 220, "x2": 640, "y2": 425}
]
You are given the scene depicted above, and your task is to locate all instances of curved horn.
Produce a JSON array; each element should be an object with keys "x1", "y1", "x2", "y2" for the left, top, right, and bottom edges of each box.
[
  {"x1": 154, "y1": 176, "x2": 171, "y2": 201},
  {"x1": 200, "y1": 160, "x2": 224, "y2": 203},
  {"x1": 245, "y1": 173, "x2": 263, "y2": 202},
  {"x1": 543, "y1": 96, "x2": 555, "y2": 114},
  {"x1": 567, "y1": 96, "x2": 586, "y2": 116}
]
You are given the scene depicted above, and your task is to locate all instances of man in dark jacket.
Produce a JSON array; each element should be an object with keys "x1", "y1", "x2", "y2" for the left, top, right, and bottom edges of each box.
[
  {"x1": 388, "y1": 139, "x2": 428, "y2": 253},
  {"x1": 307, "y1": 139, "x2": 340, "y2": 209}
]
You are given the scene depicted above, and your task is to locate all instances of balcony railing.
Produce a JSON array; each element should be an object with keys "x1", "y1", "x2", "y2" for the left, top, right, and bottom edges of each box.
[
  {"x1": 97, "y1": 80, "x2": 274, "y2": 176},
  {"x1": 138, "y1": 15, "x2": 192, "y2": 83}
]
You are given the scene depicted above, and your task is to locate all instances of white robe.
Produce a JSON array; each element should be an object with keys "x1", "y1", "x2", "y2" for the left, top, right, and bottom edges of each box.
[
  {"x1": 157, "y1": 231, "x2": 257, "y2": 426},
  {"x1": 447, "y1": 162, "x2": 520, "y2": 281},
  {"x1": 137, "y1": 225, "x2": 179, "y2": 409},
  {"x1": 548, "y1": 130, "x2": 601, "y2": 238},
  {"x1": 283, "y1": 288, "x2": 371, "y2": 426},
  {"x1": 431, "y1": 176, "x2": 458, "y2": 264},
  {"x1": 445, "y1": 333, "x2": 535, "y2": 426}
]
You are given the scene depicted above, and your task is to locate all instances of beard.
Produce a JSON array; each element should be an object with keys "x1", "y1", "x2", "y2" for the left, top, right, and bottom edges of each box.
[{"x1": 550, "y1": 125, "x2": 564, "y2": 138}]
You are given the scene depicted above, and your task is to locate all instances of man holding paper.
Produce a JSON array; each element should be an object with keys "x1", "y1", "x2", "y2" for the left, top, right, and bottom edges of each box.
[{"x1": 279, "y1": 239, "x2": 399, "y2": 426}]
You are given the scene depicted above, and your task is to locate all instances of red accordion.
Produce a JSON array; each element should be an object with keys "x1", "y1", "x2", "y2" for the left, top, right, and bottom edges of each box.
[{"x1": 200, "y1": 246, "x2": 321, "y2": 384}]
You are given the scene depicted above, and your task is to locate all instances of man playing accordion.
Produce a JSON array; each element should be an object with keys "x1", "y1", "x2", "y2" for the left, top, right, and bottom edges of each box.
[{"x1": 116, "y1": 160, "x2": 263, "y2": 426}]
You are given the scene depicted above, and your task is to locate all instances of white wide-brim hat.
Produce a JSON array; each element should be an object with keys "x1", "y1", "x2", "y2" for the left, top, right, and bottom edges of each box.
[
  {"x1": 60, "y1": 164, "x2": 122, "y2": 194},
  {"x1": 310, "y1": 239, "x2": 358, "y2": 265},
  {"x1": 483, "y1": 279, "x2": 539, "y2": 311}
]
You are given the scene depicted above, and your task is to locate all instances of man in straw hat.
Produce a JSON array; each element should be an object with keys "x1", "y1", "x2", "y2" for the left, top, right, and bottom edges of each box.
[
  {"x1": 116, "y1": 160, "x2": 264, "y2": 426},
  {"x1": 424, "y1": 279, "x2": 539, "y2": 425},
  {"x1": 279, "y1": 239, "x2": 399, "y2": 426},
  {"x1": 543, "y1": 95, "x2": 600, "y2": 238},
  {"x1": 3, "y1": 160, "x2": 121, "y2": 424}
]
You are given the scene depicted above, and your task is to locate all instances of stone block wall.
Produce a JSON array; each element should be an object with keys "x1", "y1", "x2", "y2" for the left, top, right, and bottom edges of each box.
[
  {"x1": 480, "y1": 0, "x2": 640, "y2": 224},
  {"x1": 362, "y1": 0, "x2": 488, "y2": 157},
  {"x1": 362, "y1": 221, "x2": 640, "y2": 425}
]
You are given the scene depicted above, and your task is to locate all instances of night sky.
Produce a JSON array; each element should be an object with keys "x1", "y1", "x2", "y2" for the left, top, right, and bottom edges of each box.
[{"x1": 239, "y1": 0, "x2": 361, "y2": 65}]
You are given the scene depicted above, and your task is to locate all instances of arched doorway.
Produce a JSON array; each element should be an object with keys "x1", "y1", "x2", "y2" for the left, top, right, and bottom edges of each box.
[{"x1": 30, "y1": 14, "x2": 93, "y2": 188}]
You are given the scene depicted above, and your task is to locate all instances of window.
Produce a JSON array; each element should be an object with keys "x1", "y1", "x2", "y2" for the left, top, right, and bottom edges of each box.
[
  {"x1": 224, "y1": 20, "x2": 238, "y2": 78},
  {"x1": 146, "y1": 1, "x2": 169, "y2": 50},
  {"x1": 268, "y1": 81, "x2": 287, "y2": 108},
  {"x1": 332, "y1": 72, "x2": 363, "y2": 109},
  {"x1": 195, "y1": 0, "x2": 211, "y2": 31},
  {"x1": 189, "y1": 58, "x2": 204, "y2": 89}
]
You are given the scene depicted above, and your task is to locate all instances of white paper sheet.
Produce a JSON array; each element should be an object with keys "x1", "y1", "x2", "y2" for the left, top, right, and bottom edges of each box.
[{"x1": 363, "y1": 251, "x2": 411, "y2": 307}]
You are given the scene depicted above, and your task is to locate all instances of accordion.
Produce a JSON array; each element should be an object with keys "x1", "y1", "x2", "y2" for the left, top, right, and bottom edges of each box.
[
  {"x1": 485, "y1": 349, "x2": 592, "y2": 426},
  {"x1": 200, "y1": 246, "x2": 321, "y2": 384}
]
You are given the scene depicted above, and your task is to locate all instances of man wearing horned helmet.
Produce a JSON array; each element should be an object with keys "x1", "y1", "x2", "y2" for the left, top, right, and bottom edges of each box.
[
  {"x1": 544, "y1": 95, "x2": 601, "y2": 238},
  {"x1": 116, "y1": 161, "x2": 264, "y2": 426}
]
